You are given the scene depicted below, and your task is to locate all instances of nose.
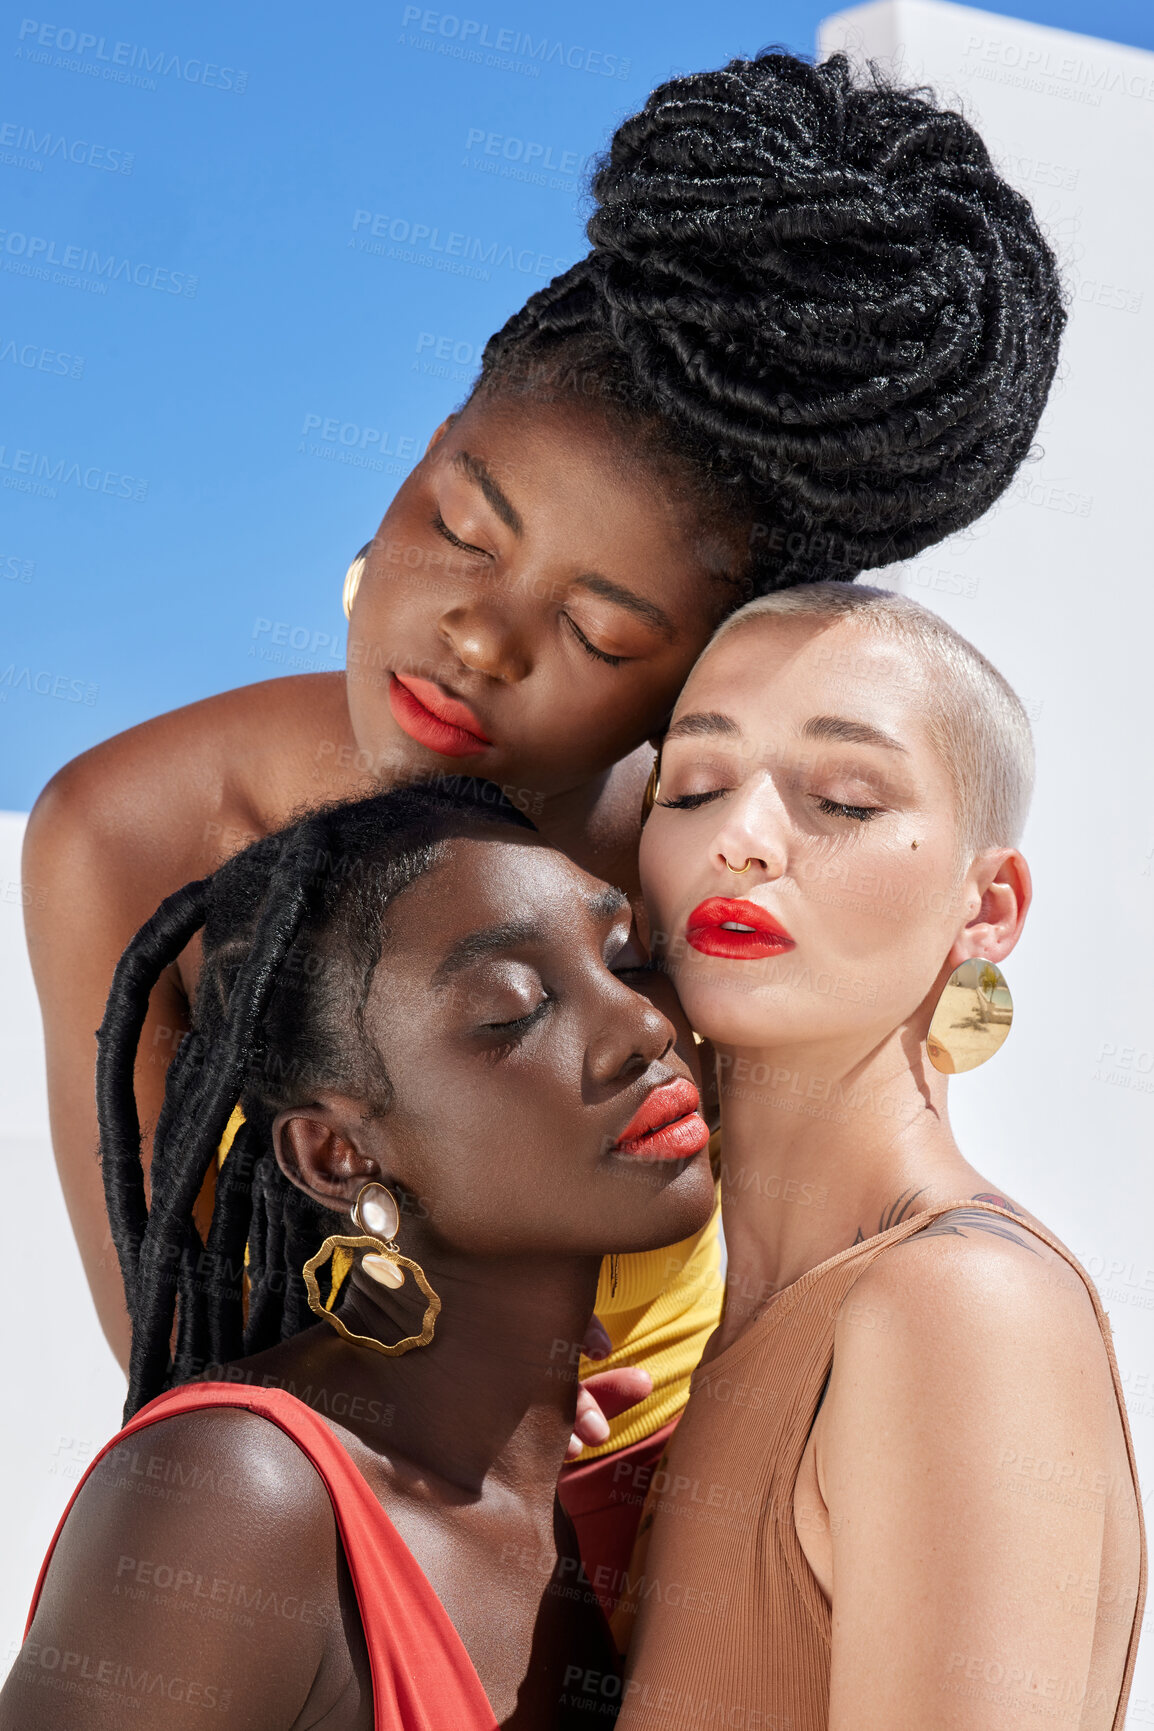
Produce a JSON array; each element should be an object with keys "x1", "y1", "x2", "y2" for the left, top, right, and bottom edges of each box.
[
  {"x1": 709, "y1": 777, "x2": 787, "y2": 882},
  {"x1": 587, "y1": 974, "x2": 677, "y2": 1093},
  {"x1": 438, "y1": 601, "x2": 531, "y2": 684}
]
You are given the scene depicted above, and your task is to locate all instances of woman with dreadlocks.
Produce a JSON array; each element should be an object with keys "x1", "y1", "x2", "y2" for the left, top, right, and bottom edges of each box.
[
  {"x1": 25, "y1": 48, "x2": 1065, "y2": 1577},
  {"x1": 3, "y1": 780, "x2": 718, "y2": 1730}
]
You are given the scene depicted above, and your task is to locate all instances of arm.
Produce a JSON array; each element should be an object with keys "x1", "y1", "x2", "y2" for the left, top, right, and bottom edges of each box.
[
  {"x1": 23, "y1": 673, "x2": 361, "y2": 1367},
  {"x1": 0, "y1": 1410, "x2": 357, "y2": 1731},
  {"x1": 23, "y1": 751, "x2": 199, "y2": 1367},
  {"x1": 816, "y1": 1232, "x2": 1124, "y2": 1730}
]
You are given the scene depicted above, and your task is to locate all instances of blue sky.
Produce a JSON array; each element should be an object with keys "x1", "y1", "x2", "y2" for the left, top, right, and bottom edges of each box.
[{"x1": 3, "y1": 0, "x2": 1153, "y2": 809}]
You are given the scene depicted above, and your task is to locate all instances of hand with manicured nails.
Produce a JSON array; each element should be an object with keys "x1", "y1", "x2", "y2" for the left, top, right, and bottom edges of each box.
[{"x1": 566, "y1": 1316, "x2": 652, "y2": 1458}]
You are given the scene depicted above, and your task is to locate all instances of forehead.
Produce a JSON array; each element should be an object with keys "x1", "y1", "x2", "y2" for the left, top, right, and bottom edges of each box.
[
  {"x1": 675, "y1": 615, "x2": 935, "y2": 759},
  {"x1": 443, "y1": 392, "x2": 745, "y2": 582},
  {"x1": 375, "y1": 832, "x2": 626, "y2": 974}
]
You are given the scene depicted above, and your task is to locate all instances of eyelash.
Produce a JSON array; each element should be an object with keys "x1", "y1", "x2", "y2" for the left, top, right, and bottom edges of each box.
[
  {"x1": 563, "y1": 612, "x2": 626, "y2": 667},
  {"x1": 817, "y1": 798, "x2": 881, "y2": 823},
  {"x1": 432, "y1": 509, "x2": 489, "y2": 557},
  {"x1": 483, "y1": 995, "x2": 552, "y2": 1049},
  {"x1": 432, "y1": 511, "x2": 625, "y2": 667},
  {"x1": 656, "y1": 791, "x2": 724, "y2": 811},
  {"x1": 657, "y1": 789, "x2": 882, "y2": 823}
]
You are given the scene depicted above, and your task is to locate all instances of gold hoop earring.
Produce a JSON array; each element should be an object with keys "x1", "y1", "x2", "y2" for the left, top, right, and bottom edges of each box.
[
  {"x1": 926, "y1": 957, "x2": 1013, "y2": 1074},
  {"x1": 341, "y1": 543, "x2": 372, "y2": 621},
  {"x1": 641, "y1": 758, "x2": 661, "y2": 823},
  {"x1": 725, "y1": 858, "x2": 752, "y2": 874},
  {"x1": 302, "y1": 1181, "x2": 441, "y2": 1356}
]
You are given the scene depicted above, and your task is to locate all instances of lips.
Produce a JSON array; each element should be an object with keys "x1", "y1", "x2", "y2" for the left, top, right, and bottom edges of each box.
[
  {"x1": 612, "y1": 1076, "x2": 711, "y2": 1162},
  {"x1": 685, "y1": 896, "x2": 795, "y2": 960},
  {"x1": 388, "y1": 673, "x2": 492, "y2": 758}
]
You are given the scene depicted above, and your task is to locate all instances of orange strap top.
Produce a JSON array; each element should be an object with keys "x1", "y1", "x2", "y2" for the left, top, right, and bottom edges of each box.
[{"x1": 25, "y1": 1382, "x2": 498, "y2": 1731}]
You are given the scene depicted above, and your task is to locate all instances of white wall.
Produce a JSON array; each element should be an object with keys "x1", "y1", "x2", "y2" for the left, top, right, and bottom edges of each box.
[
  {"x1": 0, "y1": 812, "x2": 124, "y2": 1666},
  {"x1": 818, "y1": 1, "x2": 1154, "y2": 1714}
]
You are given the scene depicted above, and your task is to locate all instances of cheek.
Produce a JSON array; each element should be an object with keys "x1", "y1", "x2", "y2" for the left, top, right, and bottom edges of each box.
[
  {"x1": 806, "y1": 848, "x2": 962, "y2": 1003},
  {"x1": 638, "y1": 817, "x2": 687, "y2": 931},
  {"x1": 400, "y1": 1083, "x2": 595, "y2": 1254}
]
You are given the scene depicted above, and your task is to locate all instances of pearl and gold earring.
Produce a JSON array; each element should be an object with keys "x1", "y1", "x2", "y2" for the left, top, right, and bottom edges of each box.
[
  {"x1": 355, "y1": 1184, "x2": 405, "y2": 1291},
  {"x1": 302, "y1": 1180, "x2": 441, "y2": 1355}
]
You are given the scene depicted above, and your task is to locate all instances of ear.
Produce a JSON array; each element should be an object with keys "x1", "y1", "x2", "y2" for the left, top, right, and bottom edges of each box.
[
  {"x1": 947, "y1": 847, "x2": 1032, "y2": 969},
  {"x1": 424, "y1": 415, "x2": 456, "y2": 456},
  {"x1": 272, "y1": 1100, "x2": 382, "y2": 1213}
]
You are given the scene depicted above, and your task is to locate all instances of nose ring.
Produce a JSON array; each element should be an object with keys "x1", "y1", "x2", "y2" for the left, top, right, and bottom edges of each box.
[{"x1": 725, "y1": 857, "x2": 753, "y2": 874}]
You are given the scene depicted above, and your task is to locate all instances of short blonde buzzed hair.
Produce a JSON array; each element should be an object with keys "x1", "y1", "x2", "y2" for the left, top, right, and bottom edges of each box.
[{"x1": 704, "y1": 583, "x2": 1034, "y2": 856}]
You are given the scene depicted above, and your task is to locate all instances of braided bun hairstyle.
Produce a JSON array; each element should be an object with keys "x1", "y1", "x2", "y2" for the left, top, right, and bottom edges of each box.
[
  {"x1": 96, "y1": 778, "x2": 536, "y2": 1419},
  {"x1": 479, "y1": 50, "x2": 1066, "y2": 593}
]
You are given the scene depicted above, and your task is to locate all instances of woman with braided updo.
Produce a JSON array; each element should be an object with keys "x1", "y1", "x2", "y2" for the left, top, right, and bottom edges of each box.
[
  {"x1": 26, "y1": 47, "x2": 1065, "y2": 1580},
  {"x1": 3, "y1": 780, "x2": 718, "y2": 1730}
]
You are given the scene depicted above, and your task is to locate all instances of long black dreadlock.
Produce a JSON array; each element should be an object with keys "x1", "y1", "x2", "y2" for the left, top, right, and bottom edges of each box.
[{"x1": 96, "y1": 777, "x2": 536, "y2": 1421}]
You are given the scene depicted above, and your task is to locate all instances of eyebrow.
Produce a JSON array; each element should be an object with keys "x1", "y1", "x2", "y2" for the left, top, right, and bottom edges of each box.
[
  {"x1": 664, "y1": 711, "x2": 742, "y2": 743},
  {"x1": 571, "y1": 574, "x2": 676, "y2": 641},
  {"x1": 585, "y1": 884, "x2": 631, "y2": 922},
  {"x1": 454, "y1": 449, "x2": 674, "y2": 639},
  {"x1": 453, "y1": 450, "x2": 523, "y2": 536},
  {"x1": 662, "y1": 711, "x2": 907, "y2": 753},
  {"x1": 430, "y1": 886, "x2": 629, "y2": 986},
  {"x1": 800, "y1": 714, "x2": 908, "y2": 754}
]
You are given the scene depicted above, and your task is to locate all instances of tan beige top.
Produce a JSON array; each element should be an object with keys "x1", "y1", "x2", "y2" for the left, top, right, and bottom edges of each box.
[{"x1": 619, "y1": 1199, "x2": 1147, "y2": 1731}]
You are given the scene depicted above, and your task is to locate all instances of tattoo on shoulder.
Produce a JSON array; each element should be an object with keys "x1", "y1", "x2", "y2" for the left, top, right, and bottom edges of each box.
[
  {"x1": 860, "y1": 1189, "x2": 1038, "y2": 1254},
  {"x1": 880, "y1": 1187, "x2": 930, "y2": 1231},
  {"x1": 852, "y1": 1187, "x2": 929, "y2": 1244}
]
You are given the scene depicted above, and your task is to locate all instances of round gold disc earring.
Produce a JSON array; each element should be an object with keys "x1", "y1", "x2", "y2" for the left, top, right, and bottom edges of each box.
[
  {"x1": 641, "y1": 759, "x2": 661, "y2": 823},
  {"x1": 341, "y1": 543, "x2": 373, "y2": 620},
  {"x1": 926, "y1": 957, "x2": 1013, "y2": 1074}
]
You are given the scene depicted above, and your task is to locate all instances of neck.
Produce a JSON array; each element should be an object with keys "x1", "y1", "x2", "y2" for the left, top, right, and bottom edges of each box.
[
  {"x1": 251, "y1": 1247, "x2": 603, "y2": 1500},
  {"x1": 714, "y1": 1031, "x2": 987, "y2": 1342}
]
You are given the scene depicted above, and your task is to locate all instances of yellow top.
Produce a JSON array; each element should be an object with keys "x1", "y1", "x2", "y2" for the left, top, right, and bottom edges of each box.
[
  {"x1": 217, "y1": 1108, "x2": 724, "y2": 1457},
  {"x1": 574, "y1": 1148, "x2": 722, "y2": 1459},
  {"x1": 219, "y1": 1104, "x2": 245, "y2": 1162}
]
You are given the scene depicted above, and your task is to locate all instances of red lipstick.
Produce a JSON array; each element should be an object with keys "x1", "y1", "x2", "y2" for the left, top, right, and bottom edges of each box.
[
  {"x1": 612, "y1": 1077, "x2": 710, "y2": 1162},
  {"x1": 388, "y1": 674, "x2": 492, "y2": 758},
  {"x1": 685, "y1": 897, "x2": 795, "y2": 960}
]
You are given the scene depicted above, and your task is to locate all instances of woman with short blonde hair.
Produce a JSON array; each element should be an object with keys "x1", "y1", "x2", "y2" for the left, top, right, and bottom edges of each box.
[{"x1": 619, "y1": 586, "x2": 1145, "y2": 1731}]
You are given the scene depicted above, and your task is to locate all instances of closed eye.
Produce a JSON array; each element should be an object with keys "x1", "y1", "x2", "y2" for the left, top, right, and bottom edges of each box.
[
  {"x1": 656, "y1": 789, "x2": 727, "y2": 811},
  {"x1": 563, "y1": 612, "x2": 627, "y2": 667},
  {"x1": 484, "y1": 996, "x2": 552, "y2": 1040},
  {"x1": 816, "y1": 797, "x2": 882, "y2": 822},
  {"x1": 433, "y1": 509, "x2": 491, "y2": 558}
]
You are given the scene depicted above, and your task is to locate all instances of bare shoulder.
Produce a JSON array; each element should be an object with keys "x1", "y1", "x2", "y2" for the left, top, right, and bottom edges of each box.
[
  {"x1": 26, "y1": 672, "x2": 356, "y2": 878},
  {"x1": 7, "y1": 1406, "x2": 353, "y2": 1731},
  {"x1": 814, "y1": 1209, "x2": 1141, "y2": 1731},
  {"x1": 53, "y1": 1405, "x2": 338, "y2": 1567},
  {"x1": 821, "y1": 1203, "x2": 1132, "y2": 1560},
  {"x1": 843, "y1": 1202, "x2": 1107, "y2": 1381}
]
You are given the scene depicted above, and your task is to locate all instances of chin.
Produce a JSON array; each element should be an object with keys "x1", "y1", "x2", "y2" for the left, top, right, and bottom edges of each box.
[
  {"x1": 607, "y1": 1157, "x2": 717, "y2": 1248},
  {"x1": 665, "y1": 967, "x2": 786, "y2": 1047}
]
